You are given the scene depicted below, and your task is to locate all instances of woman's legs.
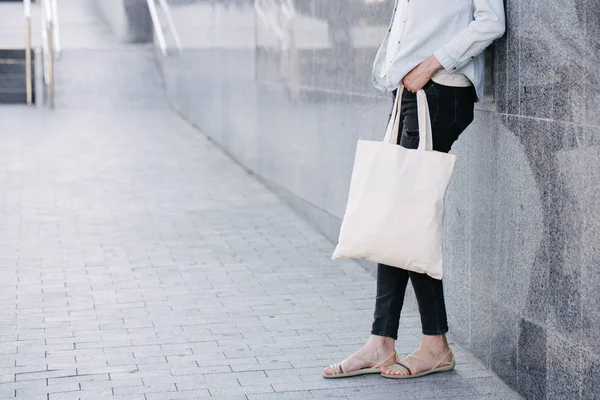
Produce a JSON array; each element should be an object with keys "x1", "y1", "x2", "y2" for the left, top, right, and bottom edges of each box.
[
  {"x1": 379, "y1": 271, "x2": 453, "y2": 377},
  {"x1": 324, "y1": 82, "x2": 475, "y2": 377},
  {"x1": 371, "y1": 264, "x2": 411, "y2": 339},
  {"x1": 323, "y1": 264, "x2": 407, "y2": 376},
  {"x1": 409, "y1": 271, "x2": 448, "y2": 335},
  {"x1": 381, "y1": 82, "x2": 475, "y2": 376}
]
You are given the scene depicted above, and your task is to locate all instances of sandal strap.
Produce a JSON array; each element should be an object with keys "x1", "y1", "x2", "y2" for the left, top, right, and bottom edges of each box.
[
  {"x1": 398, "y1": 361, "x2": 413, "y2": 375},
  {"x1": 407, "y1": 353, "x2": 436, "y2": 364},
  {"x1": 373, "y1": 351, "x2": 398, "y2": 368},
  {"x1": 329, "y1": 363, "x2": 345, "y2": 375},
  {"x1": 329, "y1": 351, "x2": 399, "y2": 375},
  {"x1": 350, "y1": 354, "x2": 377, "y2": 365},
  {"x1": 405, "y1": 348, "x2": 454, "y2": 369},
  {"x1": 385, "y1": 361, "x2": 412, "y2": 375},
  {"x1": 431, "y1": 349, "x2": 454, "y2": 369},
  {"x1": 351, "y1": 351, "x2": 398, "y2": 368},
  {"x1": 406, "y1": 348, "x2": 434, "y2": 362}
]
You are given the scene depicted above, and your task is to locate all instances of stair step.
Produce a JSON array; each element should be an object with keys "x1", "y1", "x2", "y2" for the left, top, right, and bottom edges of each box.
[
  {"x1": 0, "y1": 74, "x2": 27, "y2": 91},
  {"x1": 0, "y1": 49, "x2": 36, "y2": 105},
  {"x1": 0, "y1": 48, "x2": 34, "y2": 61},
  {"x1": 0, "y1": 91, "x2": 28, "y2": 104},
  {"x1": 0, "y1": 62, "x2": 26, "y2": 74}
]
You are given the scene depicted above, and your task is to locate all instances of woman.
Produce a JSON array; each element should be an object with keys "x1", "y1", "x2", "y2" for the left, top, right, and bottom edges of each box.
[{"x1": 323, "y1": 0, "x2": 505, "y2": 379}]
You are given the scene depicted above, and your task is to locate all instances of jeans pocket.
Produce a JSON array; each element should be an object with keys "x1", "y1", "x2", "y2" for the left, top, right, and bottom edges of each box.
[
  {"x1": 423, "y1": 83, "x2": 441, "y2": 125},
  {"x1": 423, "y1": 80, "x2": 439, "y2": 96}
]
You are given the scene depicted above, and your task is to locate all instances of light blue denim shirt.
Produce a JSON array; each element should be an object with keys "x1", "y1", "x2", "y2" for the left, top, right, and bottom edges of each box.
[{"x1": 373, "y1": 0, "x2": 506, "y2": 99}]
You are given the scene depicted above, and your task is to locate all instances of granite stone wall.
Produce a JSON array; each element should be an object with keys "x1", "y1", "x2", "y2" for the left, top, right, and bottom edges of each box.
[{"x1": 100, "y1": 1, "x2": 600, "y2": 398}]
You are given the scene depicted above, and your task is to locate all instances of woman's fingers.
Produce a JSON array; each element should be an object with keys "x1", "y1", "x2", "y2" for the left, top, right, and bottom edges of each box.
[
  {"x1": 402, "y1": 75, "x2": 428, "y2": 93},
  {"x1": 404, "y1": 82, "x2": 424, "y2": 93},
  {"x1": 402, "y1": 58, "x2": 439, "y2": 92}
]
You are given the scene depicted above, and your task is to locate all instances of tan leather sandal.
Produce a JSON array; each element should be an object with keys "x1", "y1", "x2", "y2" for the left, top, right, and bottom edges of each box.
[
  {"x1": 381, "y1": 348, "x2": 455, "y2": 379},
  {"x1": 323, "y1": 351, "x2": 398, "y2": 379}
]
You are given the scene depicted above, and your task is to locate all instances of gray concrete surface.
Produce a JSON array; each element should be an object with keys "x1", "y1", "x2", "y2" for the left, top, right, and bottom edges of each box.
[{"x1": 0, "y1": 1, "x2": 524, "y2": 399}]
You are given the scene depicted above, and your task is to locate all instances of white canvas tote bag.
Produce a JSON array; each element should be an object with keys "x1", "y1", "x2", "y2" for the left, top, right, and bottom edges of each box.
[{"x1": 332, "y1": 87, "x2": 456, "y2": 280}]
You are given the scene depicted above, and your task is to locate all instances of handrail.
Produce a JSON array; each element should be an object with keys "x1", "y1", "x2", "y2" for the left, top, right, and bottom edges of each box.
[
  {"x1": 23, "y1": 0, "x2": 32, "y2": 105},
  {"x1": 39, "y1": 0, "x2": 60, "y2": 107},
  {"x1": 41, "y1": 0, "x2": 55, "y2": 107},
  {"x1": 147, "y1": 0, "x2": 183, "y2": 56},
  {"x1": 146, "y1": 0, "x2": 168, "y2": 56},
  {"x1": 20, "y1": 0, "x2": 60, "y2": 107},
  {"x1": 157, "y1": 0, "x2": 182, "y2": 54},
  {"x1": 50, "y1": 0, "x2": 61, "y2": 59}
]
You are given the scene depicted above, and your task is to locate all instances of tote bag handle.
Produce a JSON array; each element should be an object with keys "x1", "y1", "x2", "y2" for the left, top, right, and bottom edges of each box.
[{"x1": 383, "y1": 87, "x2": 433, "y2": 152}]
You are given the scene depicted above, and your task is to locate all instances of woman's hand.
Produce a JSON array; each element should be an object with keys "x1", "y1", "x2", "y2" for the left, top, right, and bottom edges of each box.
[{"x1": 402, "y1": 55, "x2": 444, "y2": 92}]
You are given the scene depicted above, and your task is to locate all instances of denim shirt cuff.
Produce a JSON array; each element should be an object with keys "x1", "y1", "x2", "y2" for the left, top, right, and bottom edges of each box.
[{"x1": 433, "y1": 47, "x2": 459, "y2": 73}]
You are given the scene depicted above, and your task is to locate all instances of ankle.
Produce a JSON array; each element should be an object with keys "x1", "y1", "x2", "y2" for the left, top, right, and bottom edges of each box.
[
  {"x1": 420, "y1": 335, "x2": 449, "y2": 353},
  {"x1": 367, "y1": 335, "x2": 395, "y2": 351}
]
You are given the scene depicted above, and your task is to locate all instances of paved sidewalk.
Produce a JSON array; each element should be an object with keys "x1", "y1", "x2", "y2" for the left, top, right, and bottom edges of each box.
[
  {"x1": 0, "y1": 110, "x2": 521, "y2": 400},
  {"x1": 0, "y1": 2, "x2": 520, "y2": 399}
]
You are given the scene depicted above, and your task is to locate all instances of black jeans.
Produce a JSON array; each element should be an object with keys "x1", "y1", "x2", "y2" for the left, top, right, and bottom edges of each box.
[{"x1": 371, "y1": 81, "x2": 476, "y2": 339}]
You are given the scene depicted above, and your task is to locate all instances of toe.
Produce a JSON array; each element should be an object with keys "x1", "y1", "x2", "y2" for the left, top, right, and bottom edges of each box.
[
  {"x1": 381, "y1": 367, "x2": 393, "y2": 375},
  {"x1": 382, "y1": 365, "x2": 408, "y2": 376}
]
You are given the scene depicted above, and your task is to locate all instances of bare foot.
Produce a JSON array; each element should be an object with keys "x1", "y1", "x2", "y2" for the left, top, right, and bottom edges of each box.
[
  {"x1": 323, "y1": 335, "x2": 397, "y2": 377},
  {"x1": 381, "y1": 335, "x2": 453, "y2": 377},
  {"x1": 380, "y1": 346, "x2": 454, "y2": 376}
]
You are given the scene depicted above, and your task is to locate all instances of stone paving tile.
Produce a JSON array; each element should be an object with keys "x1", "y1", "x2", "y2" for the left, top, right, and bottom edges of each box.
[{"x1": 0, "y1": 1, "x2": 522, "y2": 400}]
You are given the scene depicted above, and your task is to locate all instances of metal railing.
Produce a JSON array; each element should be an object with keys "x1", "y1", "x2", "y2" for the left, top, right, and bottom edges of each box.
[
  {"x1": 40, "y1": 0, "x2": 61, "y2": 107},
  {"x1": 23, "y1": 0, "x2": 61, "y2": 107},
  {"x1": 24, "y1": 0, "x2": 32, "y2": 104},
  {"x1": 146, "y1": 0, "x2": 182, "y2": 56}
]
